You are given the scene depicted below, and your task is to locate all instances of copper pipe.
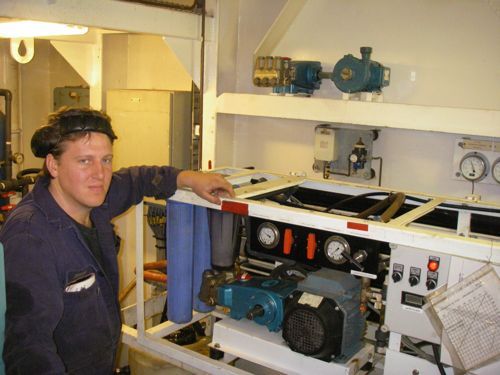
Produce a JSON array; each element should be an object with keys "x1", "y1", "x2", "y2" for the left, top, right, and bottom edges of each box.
[
  {"x1": 143, "y1": 260, "x2": 167, "y2": 270},
  {"x1": 144, "y1": 270, "x2": 167, "y2": 283}
]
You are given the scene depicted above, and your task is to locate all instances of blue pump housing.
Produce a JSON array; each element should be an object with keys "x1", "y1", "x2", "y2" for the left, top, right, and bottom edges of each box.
[
  {"x1": 218, "y1": 278, "x2": 297, "y2": 332},
  {"x1": 273, "y1": 61, "x2": 322, "y2": 95},
  {"x1": 332, "y1": 47, "x2": 390, "y2": 93}
]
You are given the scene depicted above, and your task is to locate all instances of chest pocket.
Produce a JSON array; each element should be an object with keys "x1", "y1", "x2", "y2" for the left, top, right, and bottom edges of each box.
[{"x1": 64, "y1": 266, "x2": 96, "y2": 293}]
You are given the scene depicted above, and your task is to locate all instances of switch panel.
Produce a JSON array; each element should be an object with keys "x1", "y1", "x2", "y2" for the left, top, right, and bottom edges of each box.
[
  {"x1": 408, "y1": 267, "x2": 421, "y2": 287},
  {"x1": 385, "y1": 245, "x2": 451, "y2": 344}
]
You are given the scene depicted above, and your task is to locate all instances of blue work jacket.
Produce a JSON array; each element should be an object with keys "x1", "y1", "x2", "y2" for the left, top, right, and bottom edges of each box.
[{"x1": 0, "y1": 166, "x2": 180, "y2": 374}]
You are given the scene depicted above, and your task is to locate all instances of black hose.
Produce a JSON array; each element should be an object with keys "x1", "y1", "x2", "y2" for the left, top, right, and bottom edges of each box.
[
  {"x1": 432, "y1": 344, "x2": 446, "y2": 375},
  {"x1": 326, "y1": 191, "x2": 500, "y2": 215},
  {"x1": 16, "y1": 168, "x2": 41, "y2": 180},
  {"x1": 324, "y1": 192, "x2": 390, "y2": 212}
]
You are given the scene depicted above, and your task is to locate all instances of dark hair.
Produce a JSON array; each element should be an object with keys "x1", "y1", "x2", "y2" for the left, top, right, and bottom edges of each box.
[{"x1": 31, "y1": 107, "x2": 117, "y2": 176}]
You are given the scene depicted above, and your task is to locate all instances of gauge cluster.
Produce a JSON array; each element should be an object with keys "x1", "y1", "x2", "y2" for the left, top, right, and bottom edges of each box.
[
  {"x1": 246, "y1": 216, "x2": 388, "y2": 279},
  {"x1": 452, "y1": 137, "x2": 500, "y2": 185}
]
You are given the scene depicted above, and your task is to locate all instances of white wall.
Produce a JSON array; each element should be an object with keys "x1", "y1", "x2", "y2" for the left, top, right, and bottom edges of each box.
[{"x1": 217, "y1": 0, "x2": 500, "y2": 202}]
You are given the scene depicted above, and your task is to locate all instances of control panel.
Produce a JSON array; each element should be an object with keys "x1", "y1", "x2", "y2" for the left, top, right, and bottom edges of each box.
[
  {"x1": 246, "y1": 216, "x2": 388, "y2": 280},
  {"x1": 385, "y1": 244, "x2": 451, "y2": 344}
]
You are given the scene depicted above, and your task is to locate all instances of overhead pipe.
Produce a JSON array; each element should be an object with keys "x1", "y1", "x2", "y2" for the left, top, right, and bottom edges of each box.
[
  {"x1": 119, "y1": 0, "x2": 203, "y2": 14},
  {"x1": 0, "y1": 89, "x2": 12, "y2": 179}
]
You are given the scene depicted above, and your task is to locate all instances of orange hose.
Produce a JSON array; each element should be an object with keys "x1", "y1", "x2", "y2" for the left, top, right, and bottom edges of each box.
[
  {"x1": 143, "y1": 270, "x2": 167, "y2": 284},
  {"x1": 143, "y1": 260, "x2": 167, "y2": 270}
]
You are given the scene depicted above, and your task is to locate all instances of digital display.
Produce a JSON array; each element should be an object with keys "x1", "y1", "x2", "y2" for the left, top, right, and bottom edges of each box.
[{"x1": 401, "y1": 291, "x2": 424, "y2": 308}]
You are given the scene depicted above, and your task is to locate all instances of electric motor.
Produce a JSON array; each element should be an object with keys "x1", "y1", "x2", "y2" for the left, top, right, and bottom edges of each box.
[
  {"x1": 282, "y1": 268, "x2": 365, "y2": 362},
  {"x1": 283, "y1": 292, "x2": 343, "y2": 361}
]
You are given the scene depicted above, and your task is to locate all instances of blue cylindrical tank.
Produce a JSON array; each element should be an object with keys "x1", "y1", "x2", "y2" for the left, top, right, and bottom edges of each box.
[{"x1": 167, "y1": 200, "x2": 194, "y2": 323}]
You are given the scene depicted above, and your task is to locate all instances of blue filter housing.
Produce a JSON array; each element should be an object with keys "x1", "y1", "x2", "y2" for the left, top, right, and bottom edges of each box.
[
  {"x1": 167, "y1": 201, "x2": 194, "y2": 323},
  {"x1": 192, "y1": 206, "x2": 214, "y2": 312},
  {"x1": 217, "y1": 278, "x2": 297, "y2": 332}
]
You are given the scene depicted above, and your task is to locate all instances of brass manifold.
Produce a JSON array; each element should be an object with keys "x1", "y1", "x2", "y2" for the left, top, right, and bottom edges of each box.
[{"x1": 253, "y1": 56, "x2": 292, "y2": 87}]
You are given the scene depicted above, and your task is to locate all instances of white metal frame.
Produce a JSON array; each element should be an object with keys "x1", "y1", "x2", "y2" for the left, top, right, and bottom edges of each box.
[{"x1": 122, "y1": 168, "x2": 499, "y2": 374}]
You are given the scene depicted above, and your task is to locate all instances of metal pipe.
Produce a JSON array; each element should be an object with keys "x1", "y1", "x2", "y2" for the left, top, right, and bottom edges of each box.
[
  {"x1": 0, "y1": 89, "x2": 12, "y2": 179},
  {"x1": 198, "y1": 0, "x2": 206, "y2": 169}
]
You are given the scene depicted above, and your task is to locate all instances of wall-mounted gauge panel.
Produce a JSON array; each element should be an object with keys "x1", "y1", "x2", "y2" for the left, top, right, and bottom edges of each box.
[
  {"x1": 459, "y1": 152, "x2": 489, "y2": 182},
  {"x1": 452, "y1": 138, "x2": 499, "y2": 185}
]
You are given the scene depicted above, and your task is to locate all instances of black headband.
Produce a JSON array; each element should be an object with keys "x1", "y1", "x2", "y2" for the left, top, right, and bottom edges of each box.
[{"x1": 31, "y1": 111, "x2": 117, "y2": 158}]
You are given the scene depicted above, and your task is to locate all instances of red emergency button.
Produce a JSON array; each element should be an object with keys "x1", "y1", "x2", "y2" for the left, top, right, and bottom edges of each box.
[{"x1": 427, "y1": 259, "x2": 439, "y2": 272}]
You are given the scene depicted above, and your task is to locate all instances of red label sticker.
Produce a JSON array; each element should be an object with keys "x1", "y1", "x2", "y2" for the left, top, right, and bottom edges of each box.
[
  {"x1": 347, "y1": 222, "x2": 369, "y2": 231},
  {"x1": 221, "y1": 201, "x2": 248, "y2": 216}
]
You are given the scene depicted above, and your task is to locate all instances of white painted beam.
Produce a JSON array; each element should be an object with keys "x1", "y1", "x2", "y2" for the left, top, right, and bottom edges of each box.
[
  {"x1": 0, "y1": 0, "x2": 212, "y2": 40},
  {"x1": 216, "y1": 93, "x2": 500, "y2": 138}
]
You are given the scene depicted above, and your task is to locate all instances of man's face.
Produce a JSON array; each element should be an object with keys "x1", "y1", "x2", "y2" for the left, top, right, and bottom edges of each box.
[{"x1": 48, "y1": 132, "x2": 113, "y2": 215}]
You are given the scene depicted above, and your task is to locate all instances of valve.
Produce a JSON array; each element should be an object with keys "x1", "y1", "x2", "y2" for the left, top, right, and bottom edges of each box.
[{"x1": 349, "y1": 137, "x2": 368, "y2": 171}]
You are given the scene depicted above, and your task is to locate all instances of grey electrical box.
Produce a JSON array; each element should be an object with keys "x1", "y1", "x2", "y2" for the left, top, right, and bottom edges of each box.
[{"x1": 54, "y1": 86, "x2": 90, "y2": 110}]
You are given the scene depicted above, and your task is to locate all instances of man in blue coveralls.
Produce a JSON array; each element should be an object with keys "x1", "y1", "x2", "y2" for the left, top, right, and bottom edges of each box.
[{"x1": 0, "y1": 107, "x2": 234, "y2": 374}]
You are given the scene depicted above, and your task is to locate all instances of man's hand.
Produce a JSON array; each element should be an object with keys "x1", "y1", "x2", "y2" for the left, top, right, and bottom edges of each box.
[{"x1": 177, "y1": 170, "x2": 235, "y2": 205}]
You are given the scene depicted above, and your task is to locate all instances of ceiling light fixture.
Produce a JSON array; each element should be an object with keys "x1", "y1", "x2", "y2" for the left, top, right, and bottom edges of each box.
[{"x1": 0, "y1": 20, "x2": 88, "y2": 38}]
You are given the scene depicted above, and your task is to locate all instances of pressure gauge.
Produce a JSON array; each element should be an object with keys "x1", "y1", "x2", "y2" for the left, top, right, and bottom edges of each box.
[
  {"x1": 257, "y1": 222, "x2": 280, "y2": 249},
  {"x1": 459, "y1": 152, "x2": 489, "y2": 182},
  {"x1": 323, "y1": 235, "x2": 350, "y2": 265},
  {"x1": 492, "y1": 158, "x2": 500, "y2": 184}
]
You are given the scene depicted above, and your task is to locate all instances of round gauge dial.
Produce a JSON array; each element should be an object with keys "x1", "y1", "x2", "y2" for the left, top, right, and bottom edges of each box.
[
  {"x1": 492, "y1": 158, "x2": 500, "y2": 184},
  {"x1": 459, "y1": 152, "x2": 489, "y2": 182},
  {"x1": 257, "y1": 222, "x2": 280, "y2": 249},
  {"x1": 324, "y1": 235, "x2": 350, "y2": 265}
]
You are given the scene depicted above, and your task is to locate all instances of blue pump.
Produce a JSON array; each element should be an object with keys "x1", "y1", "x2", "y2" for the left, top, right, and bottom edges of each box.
[
  {"x1": 273, "y1": 61, "x2": 323, "y2": 95},
  {"x1": 332, "y1": 47, "x2": 390, "y2": 93},
  {"x1": 217, "y1": 277, "x2": 297, "y2": 332}
]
